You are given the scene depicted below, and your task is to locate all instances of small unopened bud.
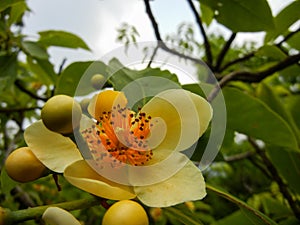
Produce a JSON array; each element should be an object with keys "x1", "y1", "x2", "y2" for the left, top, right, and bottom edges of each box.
[{"x1": 42, "y1": 207, "x2": 81, "y2": 225}]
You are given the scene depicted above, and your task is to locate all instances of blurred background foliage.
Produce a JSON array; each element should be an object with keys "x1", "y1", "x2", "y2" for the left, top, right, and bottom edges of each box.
[{"x1": 0, "y1": 0, "x2": 300, "y2": 224}]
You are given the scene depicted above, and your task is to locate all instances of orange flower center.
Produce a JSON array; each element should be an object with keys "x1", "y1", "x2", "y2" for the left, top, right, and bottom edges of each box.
[{"x1": 82, "y1": 105, "x2": 153, "y2": 167}]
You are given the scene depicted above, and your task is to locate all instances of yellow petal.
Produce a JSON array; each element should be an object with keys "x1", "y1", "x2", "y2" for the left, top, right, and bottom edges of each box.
[
  {"x1": 24, "y1": 121, "x2": 82, "y2": 173},
  {"x1": 142, "y1": 89, "x2": 212, "y2": 152},
  {"x1": 64, "y1": 160, "x2": 136, "y2": 200},
  {"x1": 134, "y1": 159, "x2": 206, "y2": 207},
  {"x1": 88, "y1": 90, "x2": 127, "y2": 120},
  {"x1": 128, "y1": 150, "x2": 189, "y2": 186},
  {"x1": 42, "y1": 207, "x2": 81, "y2": 225}
]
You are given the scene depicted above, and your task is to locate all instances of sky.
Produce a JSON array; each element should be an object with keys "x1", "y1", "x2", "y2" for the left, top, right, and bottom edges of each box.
[{"x1": 22, "y1": 0, "x2": 294, "y2": 71}]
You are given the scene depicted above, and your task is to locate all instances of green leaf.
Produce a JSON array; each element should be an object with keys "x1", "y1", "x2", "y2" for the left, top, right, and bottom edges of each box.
[
  {"x1": 223, "y1": 87, "x2": 298, "y2": 150},
  {"x1": 0, "y1": 54, "x2": 17, "y2": 78},
  {"x1": 0, "y1": 0, "x2": 24, "y2": 12},
  {"x1": 27, "y1": 57, "x2": 57, "y2": 86},
  {"x1": 256, "y1": 82, "x2": 300, "y2": 145},
  {"x1": 56, "y1": 61, "x2": 107, "y2": 96},
  {"x1": 164, "y1": 206, "x2": 204, "y2": 225},
  {"x1": 213, "y1": 210, "x2": 256, "y2": 225},
  {"x1": 7, "y1": 1, "x2": 27, "y2": 26},
  {"x1": 268, "y1": 146, "x2": 300, "y2": 195},
  {"x1": 200, "y1": 0, "x2": 274, "y2": 32},
  {"x1": 265, "y1": 1, "x2": 300, "y2": 43},
  {"x1": 200, "y1": 3, "x2": 214, "y2": 26},
  {"x1": 22, "y1": 41, "x2": 49, "y2": 60},
  {"x1": 38, "y1": 30, "x2": 90, "y2": 50},
  {"x1": 285, "y1": 95, "x2": 300, "y2": 130},
  {"x1": 0, "y1": 168, "x2": 18, "y2": 196},
  {"x1": 255, "y1": 45, "x2": 286, "y2": 61},
  {"x1": 287, "y1": 32, "x2": 300, "y2": 51},
  {"x1": 107, "y1": 58, "x2": 181, "y2": 106},
  {"x1": 207, "y1": 184, "x2": 278, "y2": 225}
]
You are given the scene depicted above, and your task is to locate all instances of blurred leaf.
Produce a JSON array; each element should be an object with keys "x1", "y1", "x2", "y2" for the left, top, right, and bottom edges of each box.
[
  {"x1": 287, "y1": 32, "x2": 300, "y2": 51},
  {"x1": 0, "y1": 168, "x2": 18, "y2": 196},
  {"x1": 200, "y1": 3, "x2": 214, "y2": 26},
  {"x1": 27, "y1": 57, "x2": 56, "y2": 85},
  {"x1": 7, "y1": 1, "x2": 27, "y2": 26},
  {"x1": 255, "y1": 45, "x2": 286, "y2": 61},
  {"x1": 56, "y1": 61, "x2": 107, "y2": 96},
  {"x1": 207, "y1": 184, "x2": 278, "y2": 225},
  {"x1": 223, "y1": 87, "x2": 298, "y2": 150},
  {"x1": 0, "y1": 54, "x2": 17, "y2": 78},
  {"x1": 260, "y1": 196, "x2": 292, "y2": 218},
  {"x1": 213, "y1": 210, "x2": 255, "y2": 225},
  {"x1": 0, "y1": 0, "x2": 24, "y2": 12},
  {"x1": 265, "y1": 1, "x2": 300, "y2": 43},
  {"x1": 256, "y1": 82, "x2": 300, "y2": 144},
  {"x1": 285, "y1": 95, "x2": 300, "y2": 129},
  {"x1": 22, "y1": 41, "x2": 49, "y2": 59},
  {"x1": 200, "y1": 0, "x2": 274, "y2": 32},
  {"x1": 164, "y1": 205, "x2": 204, "y2": 225},
  {"x1": 38, "y1": 30, "x2": 90, "y2": 50},
  {"x1": 107, "y1": 58, "x2": 180, "y2": 106},
  {"x1": 268, "y1": 146, "x2": 300, "y2": 195}
]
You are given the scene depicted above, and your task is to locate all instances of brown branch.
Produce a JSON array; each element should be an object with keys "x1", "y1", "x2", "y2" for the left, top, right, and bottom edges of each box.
[
  {"x1": 224, "y1": 150, "x2": 254, "y2": 162},
  {"x1": 14, "y1": 80, "x2": 47, "y2": 101},
  {"x1": 186, "y1": 0, "x2": 213, "y2": 66},
  {"x1": 0, "y1": 107, "x2": 41, "y2": 113},
  {"x1": 248, "y1": 138, "x2": 300, "y2": 220},
  {"x1": 215, "y1": 33, "x2": 237, "y2": 72},
  {"x1": 208, "y1": 53, "x2": 300, "y2": 102},
  {"x1": 147, "y1": 44, "x2": 159, "y2": 68},
  {"x1": 143, "y1": 0, "x2": 206, "y2": 67},
  {"x1": 276, "y1": 26, "x2": 300, "y2": 47}
]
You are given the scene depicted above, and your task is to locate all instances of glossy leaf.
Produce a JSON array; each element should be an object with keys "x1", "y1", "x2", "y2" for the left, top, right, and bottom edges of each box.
[
  {"x1": 256, "y1": 82, "x2": 300, "y2": 145},
  {"x1": 285, "y1": 95, "x2": 300, "y2": 130},
  {"x1": 0, "y1": 0, "x2": 23, "y2": 12},
  {"x1": 265, "y1": 1, "x2": 300, "y2": 43},
  {"x1": 223, "y1": 87, "x2": 298, "y2": 150},
  {"x1": 287, "y1": 32, "x2": 300, "y2": 51},
  {"x1": 207, "y1": 184, "x2": 278, "y2": 225},
  {"x1": 38, "y1": 30, "x2": 90, "y2": 50},
  {"x1": 22, "y1": 41, "x2": 49, "y2": 60},
  {"x1": 200, "y1": 0, "x2": 274, "y2": 32},
  {"x1": 268, "y1": 146, "x2": 300, "y2": 195},
  {"x1": 0, "y1": 54, "x2": 17, "y2": 78},
  {"x1": 55, "y1": 61, "x2": 107, "y2": 96}
]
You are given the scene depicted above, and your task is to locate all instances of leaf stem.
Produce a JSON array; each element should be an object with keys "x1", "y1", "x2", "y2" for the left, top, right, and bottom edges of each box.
[{"x1": 4, "y1": 196, "x2": 100, "y2": 224}]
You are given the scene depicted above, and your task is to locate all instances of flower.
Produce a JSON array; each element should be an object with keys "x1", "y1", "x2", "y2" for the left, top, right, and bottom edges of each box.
[{"x1": 24, "y1": 89, "x2": 212, "y2": 207}]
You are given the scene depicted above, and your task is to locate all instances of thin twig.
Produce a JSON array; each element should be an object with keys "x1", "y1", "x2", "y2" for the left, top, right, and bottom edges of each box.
[
  {"x1": 14, "y1": 80, "x2": 48, "y2": 101},
  {"x1": 143, "y1": 0, "x2": 206, "y2": 66},
  {"x1": 276, "y1": 26, "x2": 300, "y2": 47},
  {"x1": 248, "y1": 138, "x2": 300, "y2": 220},
  {"x1": 186, "y1": 0, "x2": 213, "y2": 66},
  {"x1": 147, "y1": 44, "x2": 159, "y2": 68},
  {"x1": 224, "y1": 151, "x2": 254, "y2": 162},
  {"x1": 215, "y1": 33, "x2": 237, "y2": 72}
]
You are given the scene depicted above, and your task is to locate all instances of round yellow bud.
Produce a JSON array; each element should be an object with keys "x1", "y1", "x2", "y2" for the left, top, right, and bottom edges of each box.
[
  {"x1": 91, "y1": 74, "x2": 106, "y2": 90},
  {"x1": 41, "y1": 95, "x2": 82, "y2": 134},
  {"x1": 102, "y1": 200, "x2": 149, "y2": 225},
  {"x1": 5, "y1": 147, "x2": 47, "y2": 183}
]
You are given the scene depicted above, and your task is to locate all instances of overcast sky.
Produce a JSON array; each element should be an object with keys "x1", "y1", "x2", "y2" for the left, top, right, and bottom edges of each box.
[{"x1": 23, "y1": 0, "x2": 294, "y2": 69}]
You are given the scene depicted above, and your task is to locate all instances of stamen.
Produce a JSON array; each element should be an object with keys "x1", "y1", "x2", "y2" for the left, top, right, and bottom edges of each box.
[{"x1": 82, "y1": 107, "x2": 153, "y2": 168}]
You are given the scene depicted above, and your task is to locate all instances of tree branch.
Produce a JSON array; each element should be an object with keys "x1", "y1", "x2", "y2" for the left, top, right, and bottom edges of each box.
[
  {"x1": 208, "y1": 53, "x2": 300, "y2": 102},
  {"x1": 186, "y1": 0, "x2": 213, "y2": 66},
  {"x1": 276, "y1": 26, "x2": 300, "y2": 47},
  {"x1": 0, "y1": 107, "x2": 40, "y2": 113},
  {"x1": 14, "y1": 80, "x2": 48, "y2": 101},
  {"x1": 248, "y1": 138, "x2": 300, "y2": 220},
  {"x1": 215, "y1": 32, "x2": 237, "y2": 72},
  {"x1": 143, "y1": 0, "x2": 206, "y2": 66}
]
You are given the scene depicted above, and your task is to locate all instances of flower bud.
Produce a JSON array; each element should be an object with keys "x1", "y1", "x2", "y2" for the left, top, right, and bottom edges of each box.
[{"x1": 42, "y1": 207, "x2": 81, "y2": 225}]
